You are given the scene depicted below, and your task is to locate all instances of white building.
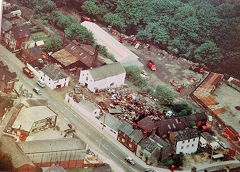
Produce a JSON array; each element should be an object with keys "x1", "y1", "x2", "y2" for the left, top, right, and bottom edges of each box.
[
  {"x1": 39, "y1": 64, "x2": 70, "y2": 89},
  {"x1": 65, "y1": 92, "x2": 100, "y2": 118},
  {"x1": 99, "y1": 113, "x2": 122, "y2": 139},
  {"x1": 173, "y1": 128, "x2": 199, "y2": 154},
  {"x1": 79, "y1": 62, "x2": 126, "y2": 93}
]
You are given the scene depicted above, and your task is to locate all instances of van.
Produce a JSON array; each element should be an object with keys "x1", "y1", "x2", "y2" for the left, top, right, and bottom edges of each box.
[{"x1": 23, "y1": 67, "x2": 34, "y2": 78}]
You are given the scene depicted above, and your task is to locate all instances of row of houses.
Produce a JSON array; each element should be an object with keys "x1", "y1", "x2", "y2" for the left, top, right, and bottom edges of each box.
[{"x1": 64, "y1": 88, "x2": 208, "y2": 165}]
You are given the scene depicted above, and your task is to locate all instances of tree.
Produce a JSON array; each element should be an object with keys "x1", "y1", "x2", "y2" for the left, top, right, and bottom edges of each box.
[
  {"x1": 43, "y1": 37, "x2": 62, "y2": 53},
  {"x1": 194, "y1": 41, "x2": 223, "y2": 65},
  {"x1": 64, "y1": 23, "x2": 95, "y2": 45},
  {"x1": 56, "y1": 14, "x2": 74, "y2": 30},
  {"x1": 103, "y1": 13, "x2": 126, "y2": 31},
  {"x1": 48, "y1": 10, "x2": 62, "y2": 26},
  {"x1": 172, "y1": 102, "x2": 192, "y2": 116},
  {"x1": 154, "y1": 85, "x2": 174, "y2": 105},
  {"x1": 34, "y1": 0, "x2": 57, "y2": 14}
]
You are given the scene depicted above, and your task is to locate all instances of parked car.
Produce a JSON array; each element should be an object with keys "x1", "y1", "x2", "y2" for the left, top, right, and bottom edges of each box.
[
  {"x1": 74, "y1": 85, "x2": 81, "y2": 94},
  {"x1": 33, "y1": 87, "x2": 42, "y2": 95},
  {"x1": 125, "y1": 157, "x2": 135, "y2": 165},
  {"x1": 22, "y1": 67, "x2": 34, "y2": 78},
  {"x1": 219, "y1": 141, "x2": 229, "y2": 149},
  {"x1": 146, "y1": 60, "x2": 156, "y2": 71},
  {"x1": 145, "y1": 168, "x2": 158, "y2": 172},
  {"x1": 37, "y1": 80, "x2": 46, "y2": 88}
]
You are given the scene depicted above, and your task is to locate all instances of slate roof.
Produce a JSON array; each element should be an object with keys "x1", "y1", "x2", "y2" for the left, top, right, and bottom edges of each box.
[
  {"x1": 27, "y1": 47, "x2": 43, "y2": 57},
  {"x1": 129, "y1": 129, "x2": 143, "y2": 143},
  {"x1": 155, "y1": 116, "x2": 189, "y2": 136},
  {"x1": 137, "y1": 116, "x2": 156, "y2": 132},
  {"x1": 89, "y1": 62, "x2": 125, "y2": 81},
  {"x1": 174, "y1": 128, "x2": 199, "y2": 141},
  {"x1": 139, "y1": 135, "x2": 168, "y2": 153},
  {"x1": 18, "y1": 138, "x2": 86, "y2": 154},
  {"x1": 99, "y1": 113, "x2": 122, "y2": 131},
  {"x1": 118, "y1": 121, "x2": 134, "y2": 136},
  {"x1": 11, "y1": 25, "x2": 30, "y2": 40},
  {"x1": 2, "y1": 18, "x2": 12, "y2": 32},
  {"x1": 41, "y1": 64, "x2": 68, "y2": 81}
]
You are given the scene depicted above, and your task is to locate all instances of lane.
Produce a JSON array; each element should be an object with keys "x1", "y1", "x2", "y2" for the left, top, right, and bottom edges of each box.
[{"x1": 0, "y1": 45, "x2": 144, "y2": 172}]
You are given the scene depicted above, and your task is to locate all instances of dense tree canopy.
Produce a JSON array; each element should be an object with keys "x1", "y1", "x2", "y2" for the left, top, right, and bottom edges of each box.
[{"x1": 80, "y1": 0, "x2": 240, "y2": 78}]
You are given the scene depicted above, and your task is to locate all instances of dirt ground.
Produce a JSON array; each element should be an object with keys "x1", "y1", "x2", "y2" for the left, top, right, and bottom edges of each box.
[{"x1": 183, "y1": 152, "x2": 210, "y2": 169}]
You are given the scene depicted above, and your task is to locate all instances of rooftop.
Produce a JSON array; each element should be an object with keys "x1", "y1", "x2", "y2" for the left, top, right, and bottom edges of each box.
[
  {"x1": 78, "y1": 100, "x2": 99, "y2": 113},
  {"x1": 139, "y1": 135, "x2": 168, "y2": 153},
  {"x1": 51, "y1": 41, "x2": 105, "y2": 68},
  {"x1": 18, "y1": 138, "x2": 86, "y2": 154},
  {"x1": 88, "y1": 62, "x2": 125, "y2": 81},
  {"x1": 201, "y1": 132, "x2": 216, "y2": 143},
  {"x1": 99, "y1": 113, "x2": 122, "y2": 131},
  {"x1": 2, "y1": 18, "x2": 12, "y2": 32},
  {"x1": 118, "y1": 121, "x2": 134, "y2": 136},
  {"x1": 11, "y1": 25, "x2": 30, "y2": 40},
  {"x1": 41, "y1": 64, "x2": 68, "y2": 81},
  {"x1": 174, "y1": 128, "x2": 199, "y2": 141},
  {"x1": 155, "y1": 116, "x2": 189, "y2": 137},
  {"x1": 81, "y1": 21, "x2": 143, "y2": 67},
  {"x1": 137, "y1": 116, "x2": 156, "y2": 133},
  {"x1": 26, "y1": 46, "x2": 43, "y2": 57},
  {"x1": 129, "y1": 129, "x2": 143, "y2": 143},
  {"x1": 12, "y1": 106, "x2": 57, "y2": 132}
]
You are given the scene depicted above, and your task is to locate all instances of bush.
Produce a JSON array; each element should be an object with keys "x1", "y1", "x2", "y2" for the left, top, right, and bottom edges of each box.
[
  {"x1": 172, "y1": 102, "x2": 192, "y2": 116},
  {"x1": 43, "y1": 37, "x2": 62, "y2": 53},
  {"x1": 154, "y1": 85, "x2": 174, "y2": 105},
  {"x1": 125, "y1": 66, "x2": 148, "y2": 89}
]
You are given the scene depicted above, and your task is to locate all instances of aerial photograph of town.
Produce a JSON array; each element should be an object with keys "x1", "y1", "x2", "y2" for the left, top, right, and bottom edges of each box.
[{"x1": 0, "y1": 0, "x2": 240, "y2": 172}]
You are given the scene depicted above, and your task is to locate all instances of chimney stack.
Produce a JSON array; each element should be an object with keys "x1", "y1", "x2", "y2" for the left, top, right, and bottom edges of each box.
[{"x1": 92, "y1": 45, "x2": 99, "y2": 67}]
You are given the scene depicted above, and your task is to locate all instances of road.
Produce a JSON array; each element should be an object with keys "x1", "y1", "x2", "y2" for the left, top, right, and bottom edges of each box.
[{"x1": 0, "y1": 45, "x2": 147, "y2": 172}]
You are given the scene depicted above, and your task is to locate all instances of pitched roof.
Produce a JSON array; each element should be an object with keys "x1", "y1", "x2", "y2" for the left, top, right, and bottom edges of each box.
[
  {"x1": 99, "y1": 113, "x2": 122, "y2": 131},
  {"x1": 11, "y1": 25, "x2": 30, "y2": 40},
  {"x1": 78, "y1": 100, "x2": 99, "y2": 113},
  {"x1": 18, "y1": 138, "x2": 86, "y2": 154},
  {"x1": 118, "y1": 121, "x2": 134, "y2": 136},
  {"x1": 129, "y1": 129, "x2": 143, "y2": 143},
  {"x1": 174, "y1": 128, "x2": 199, "y2": 141},
  {"x1": 27, "y1": 47, "x2": 43, "y2": 57},
  {"x1": 89, "y1": 62, "x2": 125, "y2": 81},
  {"x1": 2, "y1": 18, "x2": 12, "y2": 32},
  {"x1": 51, "y1": 41, "x2": 105, "y2": 68},
  {"x1": 12, "y1": 106, "x2": 57, "y2": 132},
  {"x1": 201, "y1": 132, "x2": 216, "y2": 143},
  {"x1": 137, "y1": 116, "x2": 156, "y2": 133},
  {"x1": 41, "y1": 64, "x2": 68, "y2": 81},
  {"x1": 155, "y1": 117, "x2": 189, "y2": 136},
  {"x1": 139, "y1": 135, "x2": 168, "y2": 153},
  {"x1": 187, "y1": 112, "x2": 207, "y2": 122}
]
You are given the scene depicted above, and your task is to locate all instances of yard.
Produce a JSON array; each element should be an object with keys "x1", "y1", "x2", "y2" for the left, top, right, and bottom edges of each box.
[{"x1": 31, "y1": 31, "x2": 49, "y2": 42}]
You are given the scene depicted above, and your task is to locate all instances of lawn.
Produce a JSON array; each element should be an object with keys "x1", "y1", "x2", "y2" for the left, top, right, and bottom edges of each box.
[{"x1": 31, "y1": 32, "x2": 49, "y2": 42}]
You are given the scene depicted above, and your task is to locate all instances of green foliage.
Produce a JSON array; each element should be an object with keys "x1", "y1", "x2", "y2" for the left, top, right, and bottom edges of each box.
[
  {"x1": 171, "y1": 102, "x2": 192, "y2": 116},
  {"x1": 154, "y1": 85, "x2": 174, "y2": 105},
  {"x1": 19, "y1": 0, "x2": 37, "y2": 8},
  {"x1": 125, "y1": 66, "x2": 148, "y2": 89},
  {"x1": 103, "y1": 13, "x2": 126, "y2": 31},
  {"x1": 194, "y1": 41, "x2": 223, "y2": 65},
  {"x1": 64, "y1": 23, "x2": 95, "y2": 45},
  {"x1": 34, "y1": 0, "x2": 57, "y2": 14},
  {"x1": 96, "y1": 44, "x2": 115, "y2": 61},
  {"x1": 43, "y1": 37, "x2": 62, "y2": 53},
  {"x1": 56, "y1": 14, "x2": 74, "y2": 30}
]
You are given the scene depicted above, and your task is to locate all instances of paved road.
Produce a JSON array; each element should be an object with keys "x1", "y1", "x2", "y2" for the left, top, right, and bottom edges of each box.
[{"x1": 0, "y1": 45, "x2": 147, "y2": 172}]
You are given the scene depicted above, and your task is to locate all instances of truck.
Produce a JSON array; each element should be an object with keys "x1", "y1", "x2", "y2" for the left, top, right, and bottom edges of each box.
[
  {"x1": 22, "y1": 67, "x2": 34, "y2": 78},
  {"x1": 146, "y1": 60, "x2": 156, "y2": 71}
]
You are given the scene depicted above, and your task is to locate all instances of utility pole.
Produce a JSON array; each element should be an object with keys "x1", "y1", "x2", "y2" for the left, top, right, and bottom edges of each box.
[{"x1": 0, "y1": 0, "x2": 3, "y2": 36}]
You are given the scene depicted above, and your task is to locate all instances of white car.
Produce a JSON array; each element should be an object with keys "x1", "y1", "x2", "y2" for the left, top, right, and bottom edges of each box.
[
  {"x1": 33, "y1": 87, "x2": 42, "y2": 95},
  {"x1": 37, "y1": 80, "x2": 46, "y2": 88},
  {"x1": 125, "y1": 157, "x2": 135, "y2": 165}
]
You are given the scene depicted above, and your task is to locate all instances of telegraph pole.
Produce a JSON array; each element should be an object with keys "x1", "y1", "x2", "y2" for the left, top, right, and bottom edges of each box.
[{"x1": 0, "y1": 0, "x2": 3, "y2": 36}]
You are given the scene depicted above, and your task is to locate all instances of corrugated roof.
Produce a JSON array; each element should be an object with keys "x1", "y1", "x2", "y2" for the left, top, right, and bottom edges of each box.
[
  {"x1": 81, "y1": 21, "x2": 143, "y2": 67},
  {"x1": 119, "y1": 121, "x2": 134, "y2": 136},
  {"x1": 89, "y1": 62, "x2": 125, "y2": 81},
  {"x1": 51, "y1": 41, "x2": 105, "y2": 68},
  {"x1": 78, "y1": 100, "x2": 98, "y2": 113},
  {"x1": 129, "y1": 129, "x2": 143, "y2": 143},
  {"x1": 99, "y1": 113, "x2": 122, "y2": 131},
  {"x1": 174, "y1": 128, "x2": 199, "y2": 141},
  {"x1": 192, "y1": 72, "x2": 226, "y2": 116},
  {"x1": 41, "y1": 64, "x2": 68, "y2": 81}
]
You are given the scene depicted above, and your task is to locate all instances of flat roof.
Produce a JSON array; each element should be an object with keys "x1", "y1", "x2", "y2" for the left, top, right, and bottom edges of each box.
[
  {"x1": 81, "y1": 21, "x2": 142, "y2": 66},
  {"x1": 12, "y1": 106, "x2": 57, "y2": 132}
]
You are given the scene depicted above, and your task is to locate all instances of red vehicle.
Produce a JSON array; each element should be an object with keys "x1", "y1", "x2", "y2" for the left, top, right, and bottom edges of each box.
[
  {"x1": 225, "y1": 126, "x2": 239, "y2": 141},
  {"x1": 22, "y1": 67, "x2": 34, "y2": 78},
  {"x1": 81, "y1": 16, "x2": 92, "y2": 22},
  {"x1": 146, "y1": 60, "x2": 156, "y2": 71}
]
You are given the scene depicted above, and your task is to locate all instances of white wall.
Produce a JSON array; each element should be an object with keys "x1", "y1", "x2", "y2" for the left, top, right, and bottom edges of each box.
[
  {"x1": 27, "y1": 63, "x2": 41, "y2": 78},
  {"x1": 39, "y1": 71, "x2": 70, "y2": 90},
  {"x1": 176, "y1": 137, "x2": 199, "y2": 154},
  {"x1": 79, "y1": 70, "x2": 126, "y2": 93}
]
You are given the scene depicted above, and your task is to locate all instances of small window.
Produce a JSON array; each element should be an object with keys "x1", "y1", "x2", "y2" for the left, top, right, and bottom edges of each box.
[
  {"x1": 129, "y1": 144, "x2": 132, "y2": 148},
  {"x1": 188, "y1": 140, "x2": 190, "y2": 143},
  {"x1": 193, "y1": 138, "x2": 195, "y2": 141},
  {"x1": 181, "y1": 146, "x2": 184, "y2": 149},
  {"x1": 122, "y1": 138, "x2": 125, "y2": 143},
  {"x1": 192, "y1": 144, "x2": 194, "y2": 147},
  {"x1": 187, "y1": 145, "x2": 189, "y2": 148},
  {"x1": 182, "y1": 141, "x2": 185, "y2": 144}
]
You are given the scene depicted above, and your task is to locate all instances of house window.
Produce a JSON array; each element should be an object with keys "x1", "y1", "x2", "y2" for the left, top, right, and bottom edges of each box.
[
  {"x1": 140, "y1": 152, "x2": 143, "y2": 156},
  {"x1": 181, "y1": 146, "x2": 184, "y2": 150},
  {"x1": 110, "y1": 82, "x2": 114, "y2": 87},
  {"x1": 182, "y1": 141, "x2": 185, "y2": 144},
  {"x1": 193, "y1": 138, "x2": 195, "y2": 141},
  {"x1": 192, "y1": 144, "x2": 194, "y2": 147},
  {"x1": 122, "y1": 138, "x2": 125, "y2": 143},
  {"x1": 129, "y1": 144, "x2": 132, "y2": 148},
  {"x1": 186, "y1": 145, "x2": 189, "y2": 148},
  {"x1": 188, "y1": 140, "x2": 190, "y2": 143},
  {"x1": 86, "y1": 77, "x2": 88, "y2": 81}
]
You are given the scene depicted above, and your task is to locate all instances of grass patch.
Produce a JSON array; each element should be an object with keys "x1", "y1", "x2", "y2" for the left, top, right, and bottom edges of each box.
[{"x1": 31, "y1": 32, "x2": 49, "y2": 42}]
